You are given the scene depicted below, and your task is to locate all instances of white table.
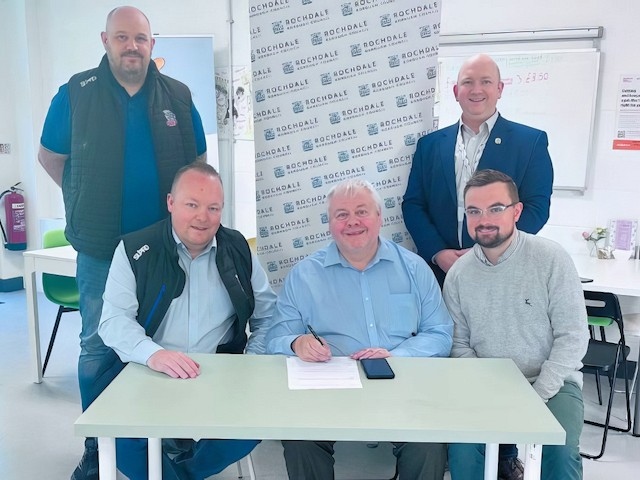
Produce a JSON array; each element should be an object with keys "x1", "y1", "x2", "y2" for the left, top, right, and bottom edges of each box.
[
  {"x1": 23, "y1": 244, "x2": 77, "y2": 384},
  {"x1": 571, "y1": 254, "x2": 640, "y2": 435},
  {"x1": 75, "y1": 354, "x2": 565, "y2": 480}
]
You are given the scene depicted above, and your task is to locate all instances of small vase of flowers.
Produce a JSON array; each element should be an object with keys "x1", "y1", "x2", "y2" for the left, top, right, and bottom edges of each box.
[{"x1": 582, "y1": 227, "x2": 609, "y2": 258}]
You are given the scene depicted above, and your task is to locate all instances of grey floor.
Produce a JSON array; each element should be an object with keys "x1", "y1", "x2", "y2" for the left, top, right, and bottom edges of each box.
[{"x1": 1, "y1": 288, "x2": 639, "y2": 479}]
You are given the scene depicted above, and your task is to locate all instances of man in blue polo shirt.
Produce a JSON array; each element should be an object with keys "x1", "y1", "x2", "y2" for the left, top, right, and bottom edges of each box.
[{"x1": 38, "y1": 6, "x2": 206, "y2": 480}]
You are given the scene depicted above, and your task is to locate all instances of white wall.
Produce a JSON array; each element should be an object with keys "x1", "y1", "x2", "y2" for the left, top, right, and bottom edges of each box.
[
  {"x1": 0, "y1": 0, "x2": 33, "y2": 282},
  {"x1": 1, "y1": 0, "x2": 638, "y2": 304}
]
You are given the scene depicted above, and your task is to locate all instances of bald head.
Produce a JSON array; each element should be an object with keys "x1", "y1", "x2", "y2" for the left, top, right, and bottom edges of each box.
[
  {"x1": 453, "y1": 53, "x2": 504, "y2": 132},
  {"x1": 105, "y1": 6, "x2": 150, "y2": 32},
  {"x1": 457, "y1": 54, "x2": 501, "y2": 83},
  {"x1": 101, "y1": 6, "x2": 154, "y2": 91}
]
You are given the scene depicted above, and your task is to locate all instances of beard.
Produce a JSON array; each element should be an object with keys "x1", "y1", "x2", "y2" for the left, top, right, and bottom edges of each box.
[
  {"x1": 108, "y1": 50, "x2": 148, "y2": 84},
  {"x1": 473, "y1": 225, "x2": 513, "y2": 249}
]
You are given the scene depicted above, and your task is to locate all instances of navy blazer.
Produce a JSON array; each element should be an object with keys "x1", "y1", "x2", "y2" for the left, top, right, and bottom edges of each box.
[{"x1": 402, "y1": 115, "x2": 553, "y2": 283}]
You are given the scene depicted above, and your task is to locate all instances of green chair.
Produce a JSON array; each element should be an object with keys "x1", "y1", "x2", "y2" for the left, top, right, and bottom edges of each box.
[{"x1": 41, "y1": 229, "x2": 80, "y2": 376}]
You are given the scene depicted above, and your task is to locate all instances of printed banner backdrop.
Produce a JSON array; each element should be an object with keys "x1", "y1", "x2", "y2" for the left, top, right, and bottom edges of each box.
[{"x1": 249, "y1": 1, "x2": 441, "y2": 290}]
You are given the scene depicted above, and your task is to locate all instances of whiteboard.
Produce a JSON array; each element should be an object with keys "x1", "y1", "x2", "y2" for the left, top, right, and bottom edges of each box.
[{"x1": 436, "y1": 50, "x2": 600, "y2": 191}]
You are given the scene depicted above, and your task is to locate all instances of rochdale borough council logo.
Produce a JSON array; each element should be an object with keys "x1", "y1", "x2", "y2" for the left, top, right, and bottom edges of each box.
[
  {"x1": 302, "y1": 139, "x2": 314, "y2": 151},
  {"x1": 283, "y1": 62, "x2": 294, "y2": 74},
  {"x1": 338, "y1": 150, "x2": 350, "y2": 162},
  {"x1": 273, "y1": 21, "x2": 284, "y2": 34},
  {"x1": 404, "y1": 134, "x2": 417, "y2": 146},
  {"x1": 359, "y1": 84, "x2": 370, "y2": 97},
  {"x1": 264, "y1": 128, "x2": 276, "y2": 140}
]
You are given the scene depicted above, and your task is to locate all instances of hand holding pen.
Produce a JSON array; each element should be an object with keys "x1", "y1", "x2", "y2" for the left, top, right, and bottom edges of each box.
[{"x1": 291, "y1": 324, "x2": 332, "y2": 362}]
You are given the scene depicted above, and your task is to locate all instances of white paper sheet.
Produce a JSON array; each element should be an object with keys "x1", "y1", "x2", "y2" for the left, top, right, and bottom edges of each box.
[{"x1": 286, "y1": 356, "x2": 363, "y2": 390}]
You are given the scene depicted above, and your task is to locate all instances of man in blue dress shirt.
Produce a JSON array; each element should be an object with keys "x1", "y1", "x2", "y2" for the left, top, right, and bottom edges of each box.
[{"x1": 266, "y1": 178, "x2": 453, "y2": 480}]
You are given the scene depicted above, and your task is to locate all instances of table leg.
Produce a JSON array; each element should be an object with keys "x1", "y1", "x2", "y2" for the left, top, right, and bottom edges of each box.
[
  {"x1": 23, "y1": 257, "x2": 43, "y2": 384},
  {"x1": 634, "y1": 347, "x2": 640, "y2": 436},
  {"x1": 484, "y1": 443, "x2": 498, "y2": 479},
  {"x1": 148, "y1": 437, "x2": 162, "y2": 479},
  {"x1": 97, "y1": 437, "x2": 117, "y2": 480},
  {"x1": 523, "y1": 444, "x2": 542, "y2": 480}
]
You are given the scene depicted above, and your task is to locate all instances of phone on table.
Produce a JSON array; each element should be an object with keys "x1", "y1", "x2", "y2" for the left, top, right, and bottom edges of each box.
[{"x1": 361, "y1": 358, "x2": 395, "y2": 379}]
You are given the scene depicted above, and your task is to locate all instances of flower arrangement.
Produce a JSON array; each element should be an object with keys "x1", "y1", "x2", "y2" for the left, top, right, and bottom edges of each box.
[
  {"x1": 582, "y1": 227, "x2": 610, "y2": 258},
  {"x1": 582, "y1": 227, "x2": 607, "y2": 245}
]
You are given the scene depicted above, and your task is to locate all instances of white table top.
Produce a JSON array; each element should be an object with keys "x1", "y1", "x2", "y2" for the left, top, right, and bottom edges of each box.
[
  {"x1": 75, "y1": 354, "x2": 565, "y2": 446},
  {"x1": 23, "y1": 244, "x2": 77, "y2": 261},
  {"x1": 570, "y1": 254, "x2": 640, "y2": 297}
]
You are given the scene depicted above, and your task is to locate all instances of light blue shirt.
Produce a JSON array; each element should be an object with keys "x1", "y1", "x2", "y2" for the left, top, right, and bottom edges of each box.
[
  {"x1": 99, "y1": 230, "x2": 276, "y2": 365},
  {"x1": 266, "y1": 237, "x2": 453, "y2": 357}
]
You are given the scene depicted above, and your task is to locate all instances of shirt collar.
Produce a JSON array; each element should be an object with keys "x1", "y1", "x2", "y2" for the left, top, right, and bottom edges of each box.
[
  {"x1": 459, "y1": 109, "x2": 500, "y2": 137},
  {"x1": 323, "y1": 237, "x2": 393, "y2": 270},
  {"x1": 172, "y1": 228, "x2": 216, "y2": 258},
  {"x1": 474, "y1": 229, "x2": 520, "y2": 266}
]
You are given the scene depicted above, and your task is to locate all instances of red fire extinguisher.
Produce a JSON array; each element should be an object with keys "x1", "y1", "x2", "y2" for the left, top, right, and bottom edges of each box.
[{"x1": 0, "y1": 182, "x2": 27, "y2": 251}]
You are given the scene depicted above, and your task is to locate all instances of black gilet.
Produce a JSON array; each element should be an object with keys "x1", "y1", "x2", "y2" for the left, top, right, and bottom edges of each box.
[
  {"x1": 64, "y1": 54, "x2": 197, "y2": 260},
  {"x1": 121, "y1": 217, "x2": 255, "y2": 353}
]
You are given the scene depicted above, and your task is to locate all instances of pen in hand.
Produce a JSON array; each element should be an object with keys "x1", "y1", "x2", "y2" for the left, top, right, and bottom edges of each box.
[{"x1": 307, "y1": 324, "x2": 325, "y2": 346}]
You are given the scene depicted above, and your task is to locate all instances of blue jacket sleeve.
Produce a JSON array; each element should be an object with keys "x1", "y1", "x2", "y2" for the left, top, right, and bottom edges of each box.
[
  {"x1": 514, "y1": 130, "x2": 553, "y2": 234},
  {"x1": 402, "y1": 134, "x2": 451, "y2": 262}
]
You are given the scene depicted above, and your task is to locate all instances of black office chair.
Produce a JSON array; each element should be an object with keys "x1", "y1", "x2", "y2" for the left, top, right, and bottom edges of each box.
[{"x1": 580, "y1": 291, "x2": 632, "y2": 460}]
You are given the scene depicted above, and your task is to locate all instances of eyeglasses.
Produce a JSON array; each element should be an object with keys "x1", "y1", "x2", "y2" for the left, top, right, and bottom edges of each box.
[{"x1": 465, "y1": 202, "x2": 517, "y2": 218}]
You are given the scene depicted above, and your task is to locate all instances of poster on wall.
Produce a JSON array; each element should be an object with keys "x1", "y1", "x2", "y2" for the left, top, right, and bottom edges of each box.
[
  {"x1": 249, "y1": 1, "x2": 441, "y2": 290},
  {"x1": 613, "y1": 74, "x2": 640, "y2": 151},
  {"x1": 153, "y1": 35, "x2": 219, "y2": 164},
  {"x1": 215, "y1": 66, "x2": 255, "y2": 141}
]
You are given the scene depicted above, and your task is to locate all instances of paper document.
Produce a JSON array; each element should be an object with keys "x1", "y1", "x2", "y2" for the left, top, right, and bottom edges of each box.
[{"x1": 286, "y1": 356, "x2": 363, "y2": 390}]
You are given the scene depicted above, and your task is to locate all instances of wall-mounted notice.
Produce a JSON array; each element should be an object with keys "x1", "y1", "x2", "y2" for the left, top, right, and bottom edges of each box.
[
  {"x1": 608, "y1": 219, "x2": 638, "y2": 251},
  {"x1": 613, "y1": 74, "x2": 640, "y2": 151}
]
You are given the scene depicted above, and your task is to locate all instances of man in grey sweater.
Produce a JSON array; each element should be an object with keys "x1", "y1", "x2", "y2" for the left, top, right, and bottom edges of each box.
[{"x1": 443, "y1": 169, "x2": 589, "y2": 480}]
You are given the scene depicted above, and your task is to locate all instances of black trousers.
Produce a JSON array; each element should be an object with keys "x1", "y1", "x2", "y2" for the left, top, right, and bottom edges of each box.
[{"x1": 282, "y1": 440, "x2": 447, "y2": 480}]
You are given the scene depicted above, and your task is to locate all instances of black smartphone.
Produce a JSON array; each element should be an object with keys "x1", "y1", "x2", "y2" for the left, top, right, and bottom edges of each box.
[{"x1": 361, "y1": 358, "x2": 395, "y2": 379}]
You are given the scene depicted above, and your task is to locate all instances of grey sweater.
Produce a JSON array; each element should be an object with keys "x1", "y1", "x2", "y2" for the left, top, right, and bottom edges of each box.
[{"x1": 443, "y1": 231, "x2": 589, "y2": 401}]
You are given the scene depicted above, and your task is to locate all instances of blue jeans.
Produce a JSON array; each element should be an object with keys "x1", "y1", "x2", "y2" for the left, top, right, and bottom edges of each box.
[
  {"x1": 116, "y1": 438, "x2": 259, "y2": 480},
  {"x1": 448, "y1": 381, "x2": 584, "y2": 480},
  {"x1": 76, "y1": 253, "x2": 113, "y2": 411}
]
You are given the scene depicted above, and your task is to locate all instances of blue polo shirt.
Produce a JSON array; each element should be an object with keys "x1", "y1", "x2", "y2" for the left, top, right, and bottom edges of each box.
[{"x1": 41, "y1": 83, "x2": 206, "y2": 235}]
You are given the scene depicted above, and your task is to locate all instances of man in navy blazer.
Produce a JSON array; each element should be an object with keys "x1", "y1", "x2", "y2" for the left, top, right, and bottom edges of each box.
[{"x1": 403, "y1": 54, "x2": 553, "y2": 287}]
